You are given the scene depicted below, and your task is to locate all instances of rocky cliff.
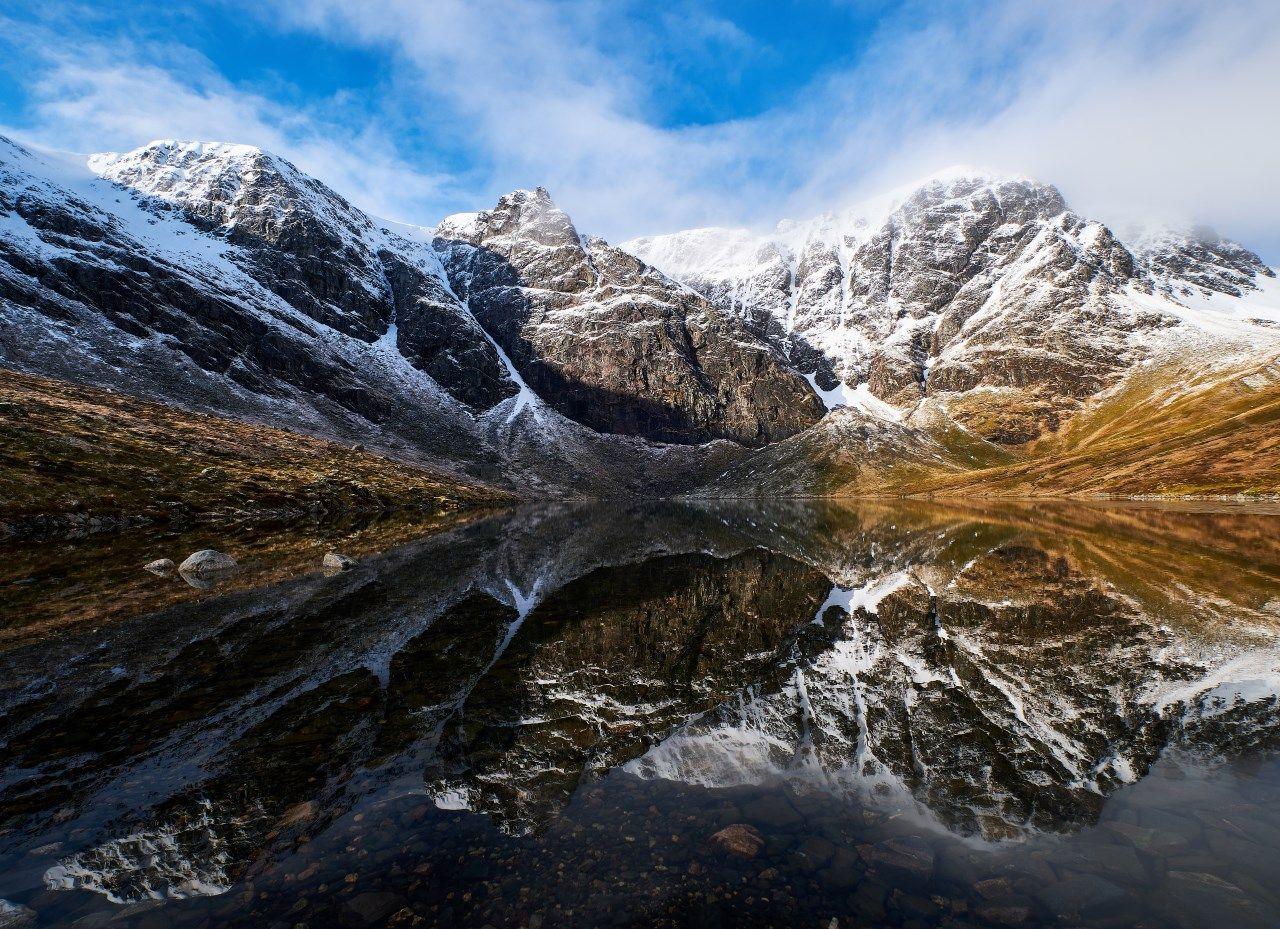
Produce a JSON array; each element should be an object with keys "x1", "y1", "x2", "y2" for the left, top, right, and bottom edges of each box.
[
  {"x1": 0, "y1": 137, "x2": 818, "y2": 496},
  {"x1": 3, "y1": 136, "x2": 1278, "y2": 499},
  {"x1": 625, "y1": 168, "x2": 1280, "y2": 447}
]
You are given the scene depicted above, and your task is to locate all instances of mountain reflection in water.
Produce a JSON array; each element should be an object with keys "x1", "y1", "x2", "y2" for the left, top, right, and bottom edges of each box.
[{"x1": 1, "y1": 500, "x2": 1278, "y2": 928}]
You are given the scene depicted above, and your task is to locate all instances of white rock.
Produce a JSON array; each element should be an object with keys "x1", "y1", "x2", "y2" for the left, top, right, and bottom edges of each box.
[
  {"x1": 322, "y1": 552, "x2": 356, "y2": 570},
  {"x1": 178, "y1": 550, "x2": 237, "y2": 573},
  {"x1": 144, "y1": 558, "x2": 176, "y2": 575}
]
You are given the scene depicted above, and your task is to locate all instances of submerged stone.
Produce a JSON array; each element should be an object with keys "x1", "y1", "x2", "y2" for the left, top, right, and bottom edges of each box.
[{"x1": 708, "y1": 824, "x2": 765, "y2": 859}]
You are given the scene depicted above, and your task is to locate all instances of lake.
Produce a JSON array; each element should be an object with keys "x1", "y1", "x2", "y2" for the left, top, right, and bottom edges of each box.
[{"x1": 1, "y1": 499, "x2": 1278, "y2": 928}]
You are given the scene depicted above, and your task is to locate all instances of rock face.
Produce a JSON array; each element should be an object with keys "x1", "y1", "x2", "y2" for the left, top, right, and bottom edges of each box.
[
  {"x1": 4, "y1": 134, "x2": 1278, "y2": 492},
  {"x1": 625, "y1": 168, "x2": 1280, "y2": 443},
  {"x1": 88, "y1": 141, "x2": 516, "y2": 411},
  {"x1": 435, "y1": 189, "x2": 824, "y2": 446},
  {"x1": 0, "y1": 136, "x2": 822, "y2": 493},
  {"x1": 0, "y1": 135, "x2": 502, "y2": 479},
  {"x1": 1130, "y1": 223, "x2": 1276, "y2": 299}
]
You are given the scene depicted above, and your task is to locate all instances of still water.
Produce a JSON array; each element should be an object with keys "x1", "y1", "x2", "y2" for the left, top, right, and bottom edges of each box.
[{"x1": 1, "y1": 500, "x2": 1278, "y2": 928}]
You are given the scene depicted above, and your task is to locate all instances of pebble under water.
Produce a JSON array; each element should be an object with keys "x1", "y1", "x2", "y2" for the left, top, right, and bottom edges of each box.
[{"x1": 1, "y1": 499, "x2": 1278, "y2": 928}]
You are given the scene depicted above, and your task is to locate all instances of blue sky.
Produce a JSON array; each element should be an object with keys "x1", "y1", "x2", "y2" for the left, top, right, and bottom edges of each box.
[{"x1": 1, "y1": 1, "x2": 1277, "y2": 259}]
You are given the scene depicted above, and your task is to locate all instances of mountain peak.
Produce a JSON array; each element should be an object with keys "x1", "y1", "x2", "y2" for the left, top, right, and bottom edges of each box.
[
  {"x1": 87, "y1": 139, "x2": 280, "y2": 183},
  {"x1": 440, "y1": 186, "x2": 582, "y2": 250}
]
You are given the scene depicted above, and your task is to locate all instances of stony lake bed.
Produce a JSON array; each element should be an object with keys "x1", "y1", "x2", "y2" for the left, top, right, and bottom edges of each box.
[{"x1": 1, "y1": 499, "x2": 1278, "y2": 928}]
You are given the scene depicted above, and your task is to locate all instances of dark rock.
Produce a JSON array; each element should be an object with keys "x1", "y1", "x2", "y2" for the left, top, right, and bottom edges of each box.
[
  {"x1": 343, "y1": 891, "x2": 406, "y2": 926},
  {"x1": 974, "y1": 903, "x2": 1033, "y2": 925},
  {"x1": 1047, "y1": 841, "x2": 1149, "y2": 885},
  {"x1": 743, "y1": 795, "x2": 803, "y2": 829},
  {"x1": 974, "y1": 878, "x2": 1013, "y2": 900},
  {"x1": 1037, "y1": 874, "x2": 1129, "y2": 920},
  {"x1": 1161, "y1": 871, "x2": 1275, "y2": 929},
  {"x1": 0, "y1": 900, "x2": 36, "y2": 929},
  {"x1": 858, "y1": 836, "x2": 934, "y2": 880}
]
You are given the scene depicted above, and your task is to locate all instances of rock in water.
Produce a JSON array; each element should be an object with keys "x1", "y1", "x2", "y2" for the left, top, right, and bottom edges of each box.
[
  {"x1": 144, "y1": 558, "x2": 175, "y2": 575},
  {"x1": 323, "y1": 552, "x2": 356, "y2": 570},
  {"x1": 178, "y1": 550, "x2": 237, "y2": 573},
  {"x1": 708, "y1": 823, "x2": 765, "y2": 858}
]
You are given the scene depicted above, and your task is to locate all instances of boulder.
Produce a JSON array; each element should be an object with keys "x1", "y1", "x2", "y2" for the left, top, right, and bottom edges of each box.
[
  {"x1": 858, "y1": 836, "x2": 935, "y2": 880},
  {"x1": 708, "y1": 823, "x2": 765, "y2": 858},
  {"x1": 323, "y1": 552, "x2": 356, "y2": 571},
  {"x1": 144, "y1": 558, "x2": 175, "y2": 575},
  {"x1": 178, "y1": 549, "x2": 237, "y2": 573}
]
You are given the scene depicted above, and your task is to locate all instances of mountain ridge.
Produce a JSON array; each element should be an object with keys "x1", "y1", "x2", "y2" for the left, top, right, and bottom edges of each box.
[{"x1": 2, "y1": 135, "x2": 1277, "y2": 502}]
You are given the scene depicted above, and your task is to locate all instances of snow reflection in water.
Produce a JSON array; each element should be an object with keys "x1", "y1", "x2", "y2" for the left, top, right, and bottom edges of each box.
[{"x1": 0, "y1": 499, "x2": 1277, "y2": 927}]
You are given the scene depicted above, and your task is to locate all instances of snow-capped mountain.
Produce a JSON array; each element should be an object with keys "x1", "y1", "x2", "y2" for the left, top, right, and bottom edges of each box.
[
  {"x1": 624, "y1": 168, "x2": 1280, "y2": 446},
  {"x1": 2, "y1": 136, "x2": 1278, "y2": 496},
  {"x1": 0, "y1": 137, "x2": 816, "y2": 494}
]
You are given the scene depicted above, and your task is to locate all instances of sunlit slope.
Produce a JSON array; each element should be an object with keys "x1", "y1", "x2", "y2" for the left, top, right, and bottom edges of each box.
[
  {"x1": 917, "y1": 352, "x2": 1280, "y2": 497},
  {"x1": 0, "y1": 369, "x2": 509, "y2": 536},
  {"x1": 697, "y1": 401, "x2": 1018, "y2": 497}
]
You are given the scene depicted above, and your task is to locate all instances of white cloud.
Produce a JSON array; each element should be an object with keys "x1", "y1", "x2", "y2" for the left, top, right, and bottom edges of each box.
[
  {"x1": 261, "y1": 0, "x2": 1280, "y2": 259},
  {"x1": 797, "y1": 0, "x2": 1280, "y2": 256},
  {"x1": 6, "y1": 37, "x2": 457, "y2": 224},
  {"x1": 5, "y1": 0, "x2": 1279, "y2": 259}
]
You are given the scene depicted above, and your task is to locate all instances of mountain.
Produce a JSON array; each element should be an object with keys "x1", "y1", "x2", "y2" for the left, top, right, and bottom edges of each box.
[
  {"x1": 2, "y1": 137, "x2": 1278, "y2": 501},
  {"x1": 434, "y1": 188, "x2": 824, "y2": 446},
  {"x1": 0, "y1": 137, "x2": 812, "y2": 498},
  {"x1": 624, "y1": 168, "x2": 1280, "y2": 443}
]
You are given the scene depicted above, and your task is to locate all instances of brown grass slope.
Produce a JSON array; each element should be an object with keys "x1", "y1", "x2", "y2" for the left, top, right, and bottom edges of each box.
[
  {"x1": 913, "y1": 353, "x2": 1280, "y2": 498},
  {"x1": 0, "y1": 368, "x2": 510, "y2": 537}
]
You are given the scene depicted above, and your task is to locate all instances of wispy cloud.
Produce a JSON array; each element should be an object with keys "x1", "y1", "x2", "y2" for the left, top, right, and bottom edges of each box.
[
  {"x1": 1, "y1": 26, "x2": 457, "y2": 223},
  {"x1": 263, "y1": 0, "x2": 1280, "y2": 255},
  {"x1": 2, "y1": 0, "x2": 1278, "y2": 258}
]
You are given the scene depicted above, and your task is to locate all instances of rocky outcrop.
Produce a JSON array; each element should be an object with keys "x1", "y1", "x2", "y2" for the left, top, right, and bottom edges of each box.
[
  {"x1": 1128, "y1": 222, "x2": 1277, "y2": 299},
  {"x1": 88, "y1": 141, "x2": 515, "y2": 411},
  {"x1": 435, "y1": 188, "x2": 825, "y2": 446},
  {"x1": 626, "y1": 168, "x2": 1280, "y2": 444}
]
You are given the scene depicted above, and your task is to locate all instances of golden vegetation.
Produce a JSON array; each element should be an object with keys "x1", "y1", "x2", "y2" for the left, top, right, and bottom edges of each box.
[
  {"x1": 0, "y1": 368, "x2": 510, "y2": 536},
  {"x1": 913, "y1": 353, "x2": 1280, "y2": 498}
]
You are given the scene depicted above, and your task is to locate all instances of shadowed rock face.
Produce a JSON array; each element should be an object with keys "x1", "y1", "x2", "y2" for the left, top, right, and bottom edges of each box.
[
  {"x1": 0, "y1": 135, "x2": 509, "y2": 484},
  {"x1": 435, "y1": 188, "x2": 825, "y2": 446}
]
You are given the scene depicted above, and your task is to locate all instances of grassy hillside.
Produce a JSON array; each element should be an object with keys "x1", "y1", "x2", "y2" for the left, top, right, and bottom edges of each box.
[
  {"x1": 916, "y1": 353, "x2": 1280, "y2": 498},
  {"x1": 694, "y1": 350, "x2": 1280, "y2": 501},
  {"x1": 0, "y1": 368, "x2": 511, "y2": 537}
]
